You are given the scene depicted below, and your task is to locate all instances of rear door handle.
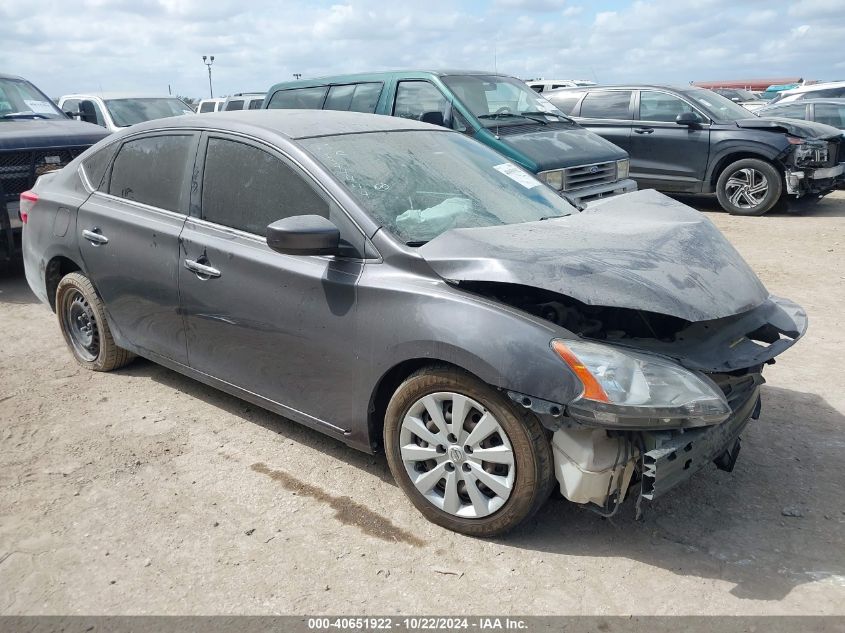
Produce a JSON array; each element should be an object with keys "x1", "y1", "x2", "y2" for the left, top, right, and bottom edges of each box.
[
  {"x1": 82, "y1": 228, "x2": 109, "y2": 245},
  {"x1": 634, "y1": 127, "x2": 654, "y2": 135},
  {"x1": 184, "y1": 258, "x2": 221, "y2": 279}
]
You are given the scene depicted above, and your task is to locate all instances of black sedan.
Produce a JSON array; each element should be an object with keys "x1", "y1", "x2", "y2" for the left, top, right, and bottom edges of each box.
[
  {"x1": 545, "y1": 85, "x2": 844, "y2": 215},
  {"x1": 22, "y1": 110, "x2": 806, "y2": 535}
]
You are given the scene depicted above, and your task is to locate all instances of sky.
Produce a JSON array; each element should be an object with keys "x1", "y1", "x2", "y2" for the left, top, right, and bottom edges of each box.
[{"x1": 3, "y1": 0, "x2": 844, "y2": 100}]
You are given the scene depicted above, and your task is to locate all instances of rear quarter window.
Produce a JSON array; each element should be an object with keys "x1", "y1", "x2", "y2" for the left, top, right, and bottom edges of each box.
[
  {"x1": 267, "y1": 87, "x2": 328, "y2": 109},
  {"x1": 81, "y1": 143, "x2": 119, "y2": 190}
]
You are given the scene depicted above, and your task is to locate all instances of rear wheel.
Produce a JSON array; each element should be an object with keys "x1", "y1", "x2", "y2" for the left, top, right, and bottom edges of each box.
[
  {"x1": 384, "y1": 366, "x2": 553, "y2": 536},
  {"x1": 716, "y1": 158, "x2": 782, "y2": 216},
  {"x1": 56, "y1": 272, "x2": 134, "y2": 371}
]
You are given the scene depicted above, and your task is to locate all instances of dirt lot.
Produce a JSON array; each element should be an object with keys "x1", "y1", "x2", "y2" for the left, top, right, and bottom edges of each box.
[{"x1": 1, "y1": 192, "x2": 844, "y2": 615}]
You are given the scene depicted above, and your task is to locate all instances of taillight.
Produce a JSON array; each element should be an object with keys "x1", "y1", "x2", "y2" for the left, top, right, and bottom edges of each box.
[{"x1": 19, "y1": 190, "x2": 38, "y2": 224}]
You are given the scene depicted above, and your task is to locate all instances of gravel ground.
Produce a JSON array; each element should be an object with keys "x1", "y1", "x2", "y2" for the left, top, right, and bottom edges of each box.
[{"x1": 1, "y1": 191, "x2": 844, "y2": 615}]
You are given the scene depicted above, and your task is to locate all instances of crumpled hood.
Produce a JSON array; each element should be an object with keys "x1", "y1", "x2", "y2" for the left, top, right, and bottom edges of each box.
[
  {"x1": 498, "y1": 124, "x2": 628, "y2": 171},
  {"x1": 734, "y1": 116, "x2": 841, "y2": 140},
  {"x1": 0, "y1": 119, "x2": 110, "y2": 151},
  {"x1": 419, "y1": 189, "x2": 769, "y2": 323}
]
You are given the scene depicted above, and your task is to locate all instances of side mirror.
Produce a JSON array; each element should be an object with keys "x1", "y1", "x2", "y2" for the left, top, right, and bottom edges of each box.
[
  {"x1": 675, "y1": 111, "x2": 701, "y2": 126},
  {"x1": 266, "y1": 215, "x2": 339, "y2": 256},
  {"x1": 420, "y1": 110, "x2": 445, "y2": 127}
]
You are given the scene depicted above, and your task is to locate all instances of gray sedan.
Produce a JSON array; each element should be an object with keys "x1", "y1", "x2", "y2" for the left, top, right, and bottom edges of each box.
[{"x1": 21, "y1": 110, "x2": 806, "y2": 535}]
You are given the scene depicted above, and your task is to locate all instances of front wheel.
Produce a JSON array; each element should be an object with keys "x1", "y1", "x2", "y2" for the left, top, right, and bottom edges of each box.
[
  {"x1": 716, "y1": 158, "x2": 783, "y2": 216},
  {"x1": 384, "y1": 366, "x2": 553, "y2": 537},
  {"x1": 56, "y1": 272, "x2": 135, "y2": 371}
]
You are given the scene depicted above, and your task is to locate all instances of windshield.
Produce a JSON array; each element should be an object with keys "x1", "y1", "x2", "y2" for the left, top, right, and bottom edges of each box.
[
  {"x1": 442, "y1": 75, "x2": 570, "y2": 126},
  {"x1": 301, "y1": 130, "x2": 577, "y2": 244},
  {"x1": 686, "y1": 89, "x2": 755, "y2": 121},
  {"x1": 0, "y1": 77, "x2": 65, "y2": 120},
  {"x1": 105, "y1": 98, "x2": 193, "y2": 127}
]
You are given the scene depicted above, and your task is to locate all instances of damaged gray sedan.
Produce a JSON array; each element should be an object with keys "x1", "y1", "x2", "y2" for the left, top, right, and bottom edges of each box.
[{"x1": 22, "y1": 110, "x2": 806, "y2": 536}]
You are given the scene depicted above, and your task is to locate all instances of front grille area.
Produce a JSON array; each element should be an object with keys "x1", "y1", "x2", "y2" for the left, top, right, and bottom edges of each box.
[
  {"x1": 494, "y1": 121, "x2": 573, "y2": 137},
  {"x1": 562, "y1": 161, "x2": 617, "y2": 192},
  {"x1": 0, "y1": 147, "x2": 86, "y2": 201}
]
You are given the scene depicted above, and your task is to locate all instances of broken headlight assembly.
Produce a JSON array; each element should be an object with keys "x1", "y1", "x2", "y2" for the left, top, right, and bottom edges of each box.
[
  {"x1": 788, "y1": 136, "x2": 829, "y2": 166},
  {"x1": 551, "y1": 339, "x2": 731, "y2": 429}
]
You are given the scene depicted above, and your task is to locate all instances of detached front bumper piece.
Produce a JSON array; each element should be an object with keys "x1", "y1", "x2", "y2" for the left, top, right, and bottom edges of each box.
[
  {"x1": 641, "y1": 372, "x2": 762, "y2": 500},
  {"x1": 785, "y1": 162, "x2": 845, "y2": 196}
]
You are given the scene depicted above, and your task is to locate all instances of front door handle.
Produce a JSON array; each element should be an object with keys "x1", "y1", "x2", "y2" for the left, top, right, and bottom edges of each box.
[
  {"x1": 634, "y1": 127, "x2": 654, "y2": 134},
  {"x1": 82, "y1": 228, "x2": 109, "y2": 245},
  {"x1": 184, "y1": 258, "x2": 221, "y2": 279}
]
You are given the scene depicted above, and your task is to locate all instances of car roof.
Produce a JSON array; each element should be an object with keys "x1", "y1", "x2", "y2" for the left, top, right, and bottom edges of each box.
[
  {"x1": 0, "y1": 72, "x2": 26, "y2": 80},
  {"x1": 60, "y1": 92, "x2": 180, "y2": 100},
  {"x1": 267, "y1": 69, "x2": 510, "y2": 91},
  {"x1": 760, "y1": 98, "x2": 845, "y2": 108},
  {"x1": 120, "y1": 109, "x2": 446, "y2": 140},
  {"x1": 781, "y1": 81, "x2": 845, "y2": 95},
  {"x1": 546, "y1": 84, "x2": 706, "y2": 94}
]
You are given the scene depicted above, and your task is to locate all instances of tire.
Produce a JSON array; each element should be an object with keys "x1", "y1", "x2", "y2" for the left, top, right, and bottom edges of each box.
[
  {"x1": 384, "y1": 365, "x2": 554, "y2": 537},
  {"x1": 716, "y1": 158, "x2": 783, "y2": 216},
  {"x1": 56, "y1": 272, "x2": 134, "y2": 371}
]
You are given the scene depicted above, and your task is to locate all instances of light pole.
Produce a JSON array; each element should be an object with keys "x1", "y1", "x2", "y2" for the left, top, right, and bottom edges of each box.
[
  {"x1": 202, "y1": 55, "x2": 215, "y2": 98},
  {"x1": 293, "y1": 73, "x2": 302, "y2": 80}
]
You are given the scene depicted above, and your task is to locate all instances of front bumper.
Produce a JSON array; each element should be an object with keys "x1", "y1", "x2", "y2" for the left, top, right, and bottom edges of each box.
[
  {"x1": 641, "y1": 373, "x2": 762, "y2": 500},
  {"x1": 569, "y1": 177, "x2": 638, "y2": 207},
  {"x1": 785, "y1": 162, "x2": 845, "y2": 196}
]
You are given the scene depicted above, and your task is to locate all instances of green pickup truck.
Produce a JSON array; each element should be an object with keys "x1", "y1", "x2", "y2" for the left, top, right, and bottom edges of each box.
[{"x1": 262, "y1": 70, "x2": 636, "y2": 207}]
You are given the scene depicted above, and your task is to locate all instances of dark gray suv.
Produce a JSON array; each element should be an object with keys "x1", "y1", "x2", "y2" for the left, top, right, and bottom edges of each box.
[
  {"x1": 545, "y1": 85, "x2": 844, "y2": 215},
  {"x1": 22, "y1": 110, "x2": 806, "y2": 535}
]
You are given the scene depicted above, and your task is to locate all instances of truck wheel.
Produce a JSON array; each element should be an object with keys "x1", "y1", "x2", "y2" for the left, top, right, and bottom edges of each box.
[
  {"x1": 716, "y1": 158, "x2": 782, "y2": 216},
  {"x1": 56, "y1": 272, "x2": 134, "y2": 371},
  {"x1": 384, "y1": 365, "x2": 553, "y2": 537}
]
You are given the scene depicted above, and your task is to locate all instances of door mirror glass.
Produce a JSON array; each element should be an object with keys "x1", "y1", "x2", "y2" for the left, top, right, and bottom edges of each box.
[
  {"x1": 266, "y1": 215, "x2": 340, "y2": 256},
  {"x1": 675, "y1": 111, "x2": 701, "y2": 126}
]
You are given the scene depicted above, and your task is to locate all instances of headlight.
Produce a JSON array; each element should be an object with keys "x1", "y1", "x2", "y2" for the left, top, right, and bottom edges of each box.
[
  {"x1": 789, "y1": 137, "x2": 829, "y2": 165},
  {"x1": 552, "y1": 339, "x2": 730, "y2": 429},
  {"x1": 616, "y1": 158, "x2": 630, "y2": 180},
  {"x1": 538, "y1": 169, "x2": 564, "y2": 190}
]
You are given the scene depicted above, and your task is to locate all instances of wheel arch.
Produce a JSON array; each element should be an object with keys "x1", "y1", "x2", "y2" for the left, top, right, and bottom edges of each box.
[
  {"x1": 708, "y1": 151, "x2": 783, "y2": 187},
  {"x1": 367, "y1": 358, "x2": 484, "y2": 453},
  {"x1": 45, "y1": 255, "x2": 84, "y2": 312}
]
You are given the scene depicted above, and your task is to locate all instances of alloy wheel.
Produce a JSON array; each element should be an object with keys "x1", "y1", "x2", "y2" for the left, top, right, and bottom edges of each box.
[
  {"x1": 725, "y1": 168, "x2": 769, "y2": 209},
  {"x1": 398, "y1": 392, "x2": 515, "y2": 518}
]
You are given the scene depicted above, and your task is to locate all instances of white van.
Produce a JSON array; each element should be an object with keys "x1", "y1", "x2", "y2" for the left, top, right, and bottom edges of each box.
[
  {"x1": 59, "y1": 93, "x2": 194, "y2": 133},
  {"x1": 197, "y1": 98, "x2": 225, "y2": 113},
  {"x1": 221, "y1": 93, "x2": 266, "y2": 111},
  {"x1": 526, "y1": 79, "x2": 596, "y2": 93}
]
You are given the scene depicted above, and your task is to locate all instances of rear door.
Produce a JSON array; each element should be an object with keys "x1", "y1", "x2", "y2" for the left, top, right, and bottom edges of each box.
[
  {"x1": 178, "y1": 133, "x2": 367, "y2": 426},
  {"x1": 628, "y1": 90, "x2": 710, "y2": 191},
  {"x1": 76, "y1": 131, "x2": 198, "y2": 363},
  {"x1": 572, "y1": 89, "x2": 634, "y2": 152}
]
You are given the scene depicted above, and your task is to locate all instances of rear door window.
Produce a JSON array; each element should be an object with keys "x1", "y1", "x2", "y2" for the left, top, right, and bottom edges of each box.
[
  {"x1": 323, "y1": 83, "x2": 384, "y2": 114},
  {"x1": 815, "y1": 103, "x2": 845, "y2": 128},
  {"x1": 579, "y1": 90, "x2": 633, "y2": 119},
  {"x1": 247, "y1": 98, "x2": 263, "y2": 110},
  {"x1": 770, "y1": 104, "x2": 809, "y2": 120},
  {"x1": 108, "y1": 134, "x2": 194, "y2": 212},
  {"x1": 225, "y1": 99, "x2": 244, "y2": 111},
  {"x1": 266, "y1": 87, "x2": 328, "y2": 109},
  {"x1": 199, "y1": 101, "x2": 215, "y2": 113}
]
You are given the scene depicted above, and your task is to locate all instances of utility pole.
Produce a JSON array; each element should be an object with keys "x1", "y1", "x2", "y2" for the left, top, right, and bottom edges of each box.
[{"x1": 202, "y1": 55, "x2": 215, "y2": 98}]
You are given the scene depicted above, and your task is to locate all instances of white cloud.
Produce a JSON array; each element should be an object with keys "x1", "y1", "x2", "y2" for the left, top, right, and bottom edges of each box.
[{"x1": 1, "y1": 0, "x2": 842, "y2": 99}]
